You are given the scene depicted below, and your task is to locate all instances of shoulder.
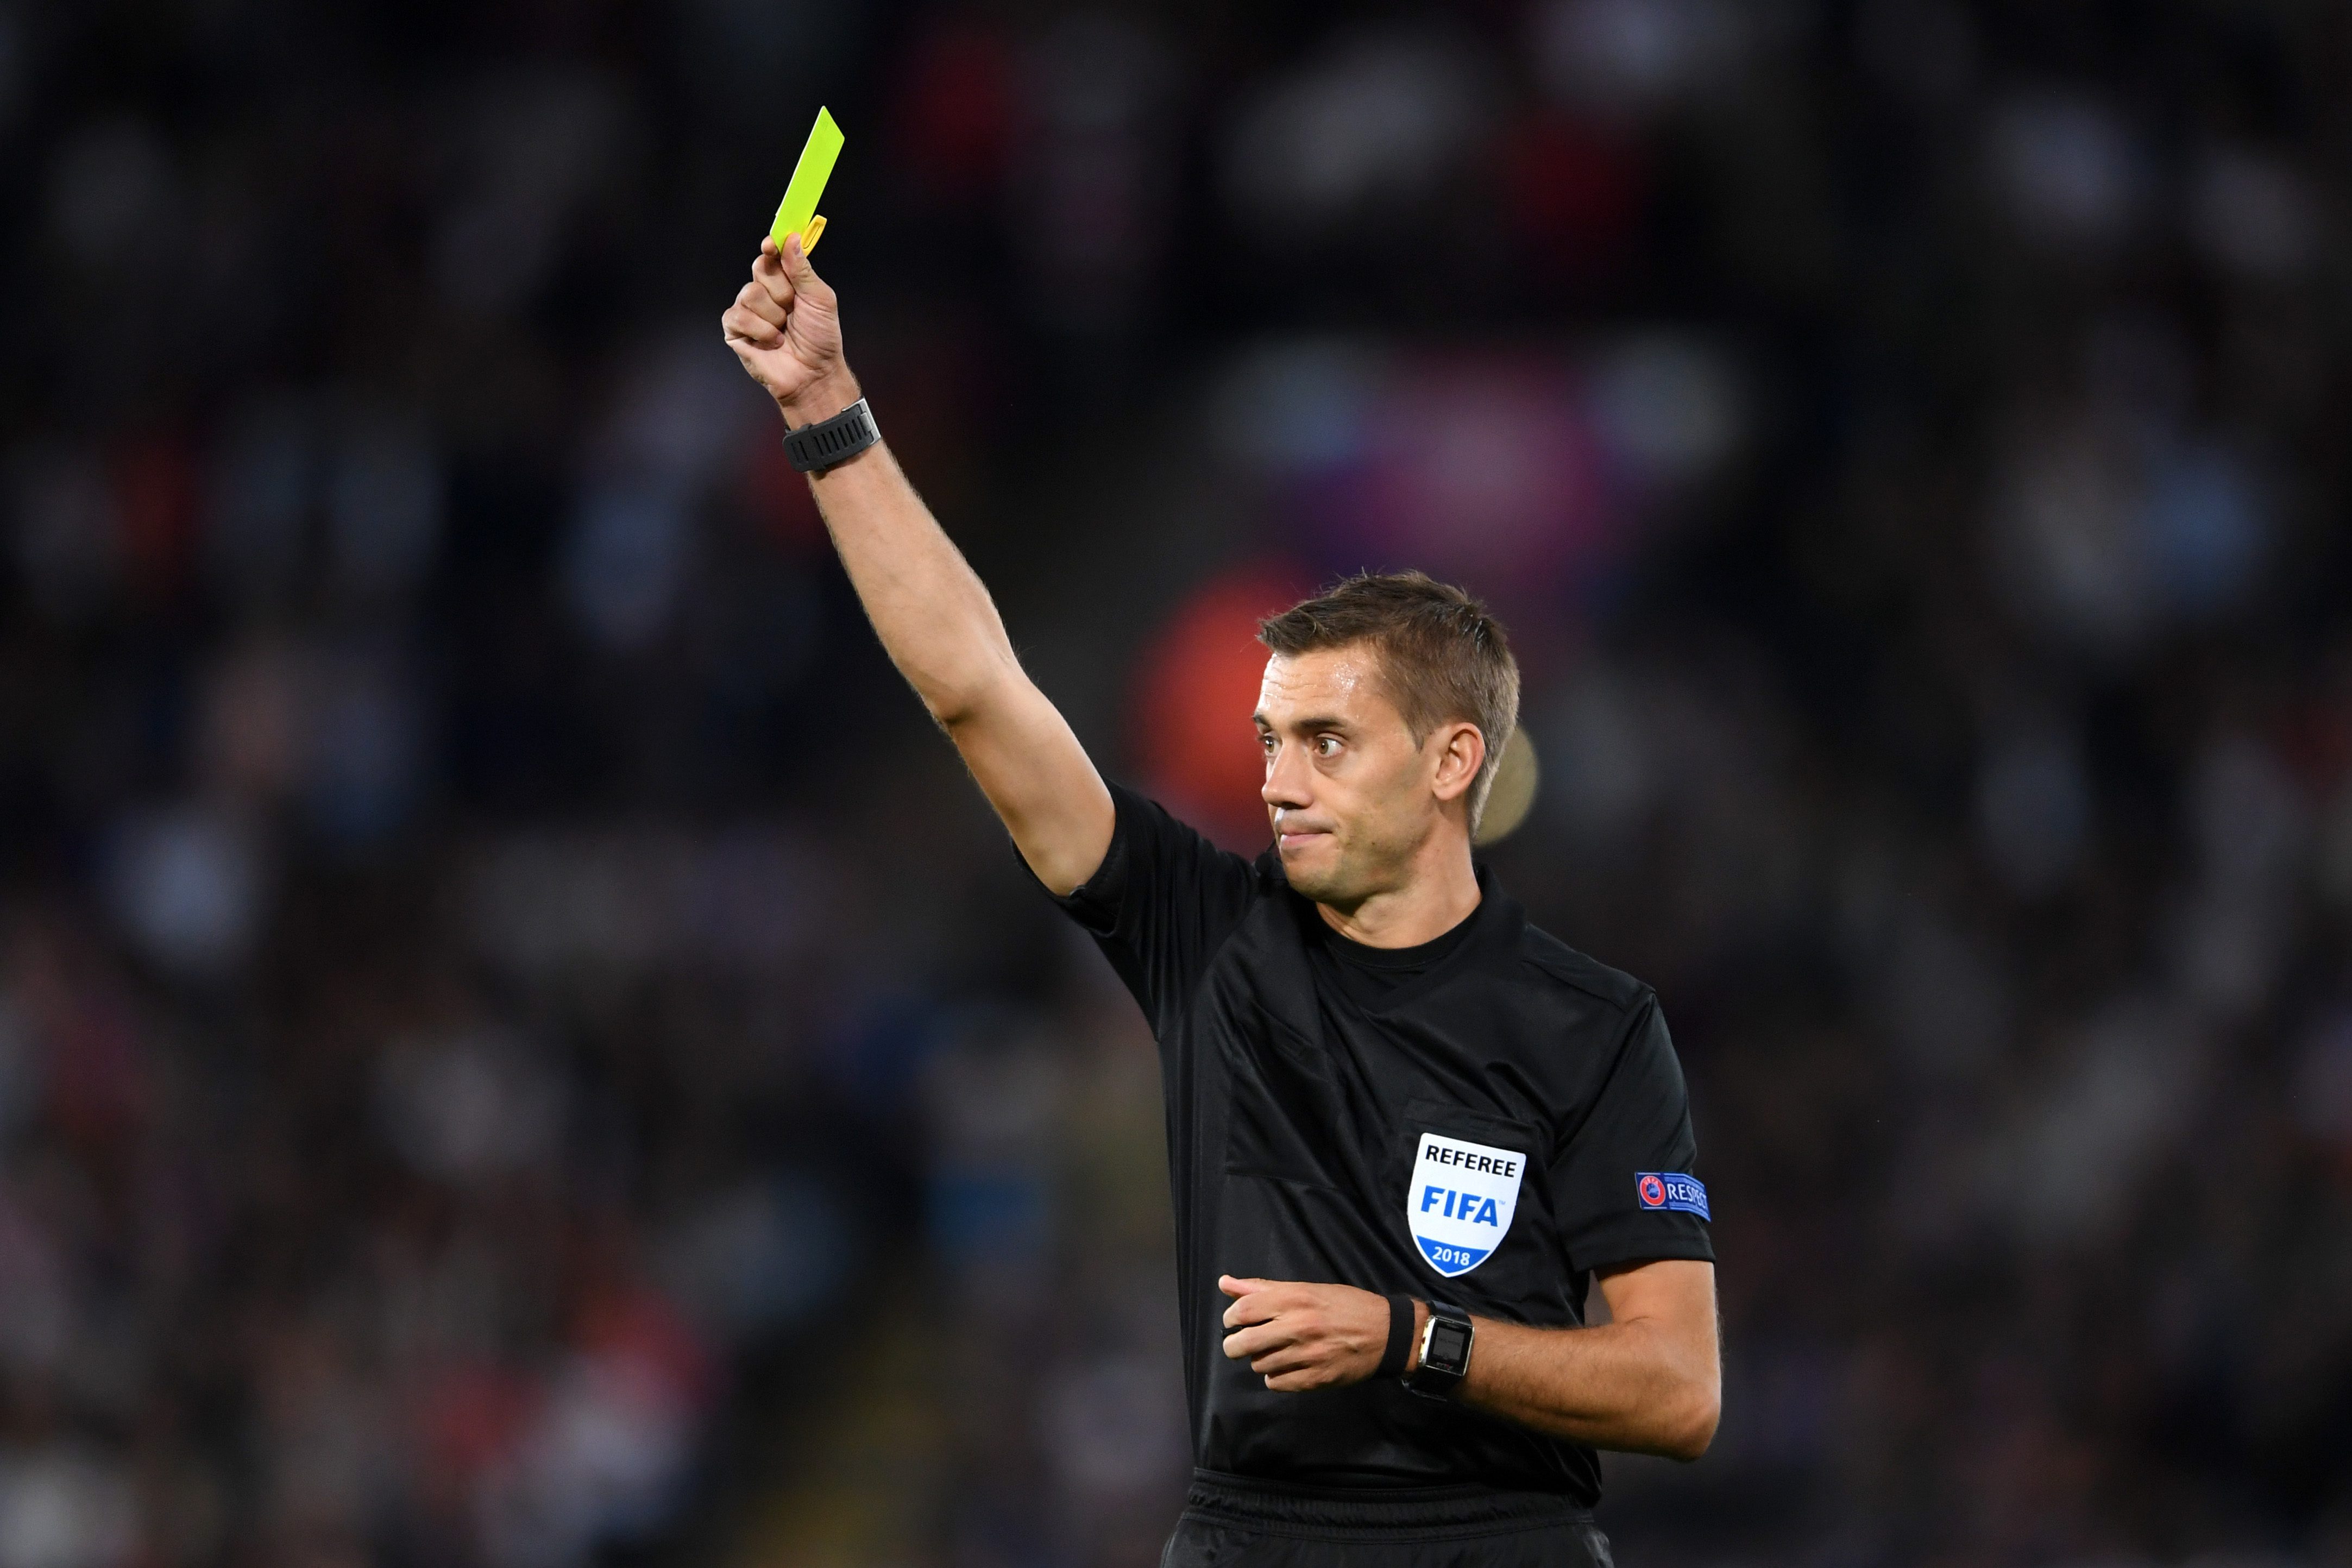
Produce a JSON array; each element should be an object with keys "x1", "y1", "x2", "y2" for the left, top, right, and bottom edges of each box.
[
  {"x1": 1106, "y1": 785, "x2": 1269, "y2": 880},
  {"x1": 1511, "y1": 921, "x2": 1655, "y2": 1019}
]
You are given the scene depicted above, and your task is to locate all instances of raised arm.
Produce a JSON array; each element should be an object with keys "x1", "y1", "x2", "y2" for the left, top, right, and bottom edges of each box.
[{"x1": 722, "y1": 235, "x2": 1114, "y2": 893}]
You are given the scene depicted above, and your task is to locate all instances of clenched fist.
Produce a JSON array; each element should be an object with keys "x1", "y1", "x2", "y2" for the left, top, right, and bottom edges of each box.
[
  {"x1": 1219, "y1": 1275, "x2": 1411, "y2": 1393},
  {"x1": 722, "y1": 233, "x2": 860, "y2": 427}
]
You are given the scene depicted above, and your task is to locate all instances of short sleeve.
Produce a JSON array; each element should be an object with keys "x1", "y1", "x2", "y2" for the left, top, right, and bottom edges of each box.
[
  {"x1": 1037, "y1": 784, "x2": 1259, "y2": 1037},
  {"x1": 1549, "y1": 993, "x2": 1715, "y2": 1273}
]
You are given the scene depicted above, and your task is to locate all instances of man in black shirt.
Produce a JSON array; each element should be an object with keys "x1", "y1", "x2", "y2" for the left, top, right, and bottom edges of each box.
[{"x1": 726, "y1": 236, "x2": 1719, "y2": 1567}]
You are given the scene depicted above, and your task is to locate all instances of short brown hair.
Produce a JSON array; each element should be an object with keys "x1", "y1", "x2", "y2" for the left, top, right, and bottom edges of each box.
[{"x1": 1257, "y1": 571, "x2": 1521, "y2": 831}]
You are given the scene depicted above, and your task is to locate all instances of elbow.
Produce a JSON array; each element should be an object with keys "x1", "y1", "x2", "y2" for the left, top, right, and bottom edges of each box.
[
  {"x1": 1660, "y1": 1382, "x2": 1721, "y2": 1463},
  {"x1": 925, "y1": 691, "x2": 980, "y2": 731},
  {"x1": 919, "y1": 659, "x2": 1019, "y2": 732},
  {"x1": 922, "y1": 677, "x2": 996, "y2": 731}
]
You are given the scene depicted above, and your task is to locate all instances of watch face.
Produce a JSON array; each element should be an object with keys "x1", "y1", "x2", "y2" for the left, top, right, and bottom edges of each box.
[{"x1": 1428, "y1": 1320, "x2": 1471, "y2": 1373}]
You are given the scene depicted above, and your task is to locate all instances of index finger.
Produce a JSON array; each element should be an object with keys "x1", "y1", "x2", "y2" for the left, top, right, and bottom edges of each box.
[
  {"x1": 753, "y1": 263, "x2": 796, "y2": 313},
  {"x1": 1221, "y1": 1292, "x2": 1288, "y2": 1330}
]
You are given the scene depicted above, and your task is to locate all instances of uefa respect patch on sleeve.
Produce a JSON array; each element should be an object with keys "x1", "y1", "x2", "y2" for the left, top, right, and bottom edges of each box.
[{"x1": 1636, "y1": 1172, "x2": 1710, "y2": 1219}]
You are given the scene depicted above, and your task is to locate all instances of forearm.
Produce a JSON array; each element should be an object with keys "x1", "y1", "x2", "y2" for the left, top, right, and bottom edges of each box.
[
  {"x1": 1447, "y1": 1313, "x2": 1719, "y2": 1460},
  {"x1": 785, "y1": 377, "x2": 1018, "y2": 726},
  {"x1": 1222, "y1": 1269, "x2": 1719, "y2": 1463}
]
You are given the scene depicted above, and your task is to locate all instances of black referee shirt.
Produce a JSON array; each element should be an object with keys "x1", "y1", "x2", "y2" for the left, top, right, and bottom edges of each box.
[{"x1": 1045, "y1": 785, "x2": 1714, "y2": 1504}]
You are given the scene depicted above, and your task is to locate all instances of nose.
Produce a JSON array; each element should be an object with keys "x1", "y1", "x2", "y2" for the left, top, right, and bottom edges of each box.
[{"x1": 1262, "y1": 738, "x2": 1312, "y2": 811}]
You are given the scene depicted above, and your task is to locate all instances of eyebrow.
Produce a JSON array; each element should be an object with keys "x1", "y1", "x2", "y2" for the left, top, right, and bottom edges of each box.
[{"x1": 1255, "y1": 713, "x2": 1351, "y2": 733}]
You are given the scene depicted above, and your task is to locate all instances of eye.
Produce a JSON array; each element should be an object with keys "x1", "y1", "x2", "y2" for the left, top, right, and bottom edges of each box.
[{"x1": 1315, "y1": 735, "x2": 1341, "y2": 758}]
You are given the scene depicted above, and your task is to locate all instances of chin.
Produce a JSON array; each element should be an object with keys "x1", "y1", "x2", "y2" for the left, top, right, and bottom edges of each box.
[{"x1": 1279, "y1": 851, "x2": 1355, "y2": 905}]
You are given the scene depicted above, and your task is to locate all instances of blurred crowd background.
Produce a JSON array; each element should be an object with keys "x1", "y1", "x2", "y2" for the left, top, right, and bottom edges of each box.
[{"x1": 5, "y1": 0, "x2": 2352, "y2": 1564}]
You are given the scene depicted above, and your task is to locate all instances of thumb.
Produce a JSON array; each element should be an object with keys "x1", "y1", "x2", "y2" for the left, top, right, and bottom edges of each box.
[
  {"x1": 784, "y1": 232, "x2": 825, "y2": 289},
  {"x1": 1218, "y1": 1275, "x2": 1265, "y2": 1298},
  {"x1": 781, "y1": 235, "x2": 839, "y2": 339}
]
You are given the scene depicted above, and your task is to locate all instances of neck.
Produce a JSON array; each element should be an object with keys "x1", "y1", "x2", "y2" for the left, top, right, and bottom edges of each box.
[{"x1": 1314, "y1": 837, "x2": 1483, "y2": 949}]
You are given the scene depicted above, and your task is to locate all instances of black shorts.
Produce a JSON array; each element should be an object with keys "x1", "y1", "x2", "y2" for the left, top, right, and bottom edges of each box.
[{"x1": 1164, "y1": 1471, "x2": 1613, "y2": 1568}]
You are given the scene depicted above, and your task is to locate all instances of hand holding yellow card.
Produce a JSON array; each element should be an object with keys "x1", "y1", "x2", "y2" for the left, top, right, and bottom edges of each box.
[{"x1": 771, "y1": 108, "x2": 844, "y2": 255}]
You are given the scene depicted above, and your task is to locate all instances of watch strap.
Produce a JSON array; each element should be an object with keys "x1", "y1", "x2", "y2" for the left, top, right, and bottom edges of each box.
[{"x1": 783, "y1": 396, "x2": 880, "y2": 473}]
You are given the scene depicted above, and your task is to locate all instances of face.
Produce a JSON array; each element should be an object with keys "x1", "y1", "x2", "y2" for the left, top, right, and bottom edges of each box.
[{"x1": 1254, "y1": 646, "x2": 1483, "y2": 908}]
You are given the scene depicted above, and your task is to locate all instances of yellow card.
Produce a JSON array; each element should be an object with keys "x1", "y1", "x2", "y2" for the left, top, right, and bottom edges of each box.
[{"x1": 771, "y1": 108, "x2": 844, "y2": 254}]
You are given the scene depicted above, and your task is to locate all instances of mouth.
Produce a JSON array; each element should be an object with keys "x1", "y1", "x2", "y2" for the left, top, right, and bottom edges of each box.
[{"x1": 1274, "y1": 823, "x2": 1331, "y2": 852}]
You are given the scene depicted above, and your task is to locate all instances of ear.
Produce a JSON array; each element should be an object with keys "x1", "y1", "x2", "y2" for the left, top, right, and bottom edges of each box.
[{"x1": 1427, "y1": 722, "x2": 1487, "y2": 806}]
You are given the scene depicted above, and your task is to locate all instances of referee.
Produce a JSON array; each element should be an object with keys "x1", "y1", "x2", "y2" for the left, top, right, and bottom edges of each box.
[{"x1": 726, "y1": 237, "x2": 1719, "y2": 1568}]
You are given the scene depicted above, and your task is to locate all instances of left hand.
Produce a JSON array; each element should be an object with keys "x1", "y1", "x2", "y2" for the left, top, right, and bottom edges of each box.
[{"x1": 1218, "y1": 1275, "x2": 1399, "y2": 1391}]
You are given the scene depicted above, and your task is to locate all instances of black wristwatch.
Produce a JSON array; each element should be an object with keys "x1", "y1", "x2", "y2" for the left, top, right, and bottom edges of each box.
[
  {"x1": 782, "y1": 396, "x2": 881, "y2": 473},
  {"x1": 1403, "y1": 1300, "x2": 1474, "y2": 1400}
]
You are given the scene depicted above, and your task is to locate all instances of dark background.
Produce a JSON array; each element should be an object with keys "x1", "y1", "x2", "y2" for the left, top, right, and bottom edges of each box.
[{"x1": 4, "y1": 1, "x2": 2352, "y2": 1564}]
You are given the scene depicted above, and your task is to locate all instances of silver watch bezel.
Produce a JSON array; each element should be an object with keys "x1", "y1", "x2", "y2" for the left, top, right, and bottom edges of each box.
[{"x1": 1405, "y1": 1300, "x2": 1473, "y2": 1397}]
